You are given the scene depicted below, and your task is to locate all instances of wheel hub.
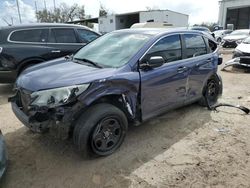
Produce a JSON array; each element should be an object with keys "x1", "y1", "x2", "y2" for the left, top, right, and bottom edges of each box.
[{"x1": 92, "y1": 117, "x2": 122, "y2": 153}]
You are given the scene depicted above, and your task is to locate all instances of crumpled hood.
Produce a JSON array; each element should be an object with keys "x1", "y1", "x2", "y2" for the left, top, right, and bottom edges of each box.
[
  {"x1": 223, "y1": 35, "x2": 248, "y2": 41},
  {"x1": 236, "y1": 43, "x2": 250, "y2": 53},
  {"x1": 16, "y1": 58, "x2": 117, "y2": 91}
]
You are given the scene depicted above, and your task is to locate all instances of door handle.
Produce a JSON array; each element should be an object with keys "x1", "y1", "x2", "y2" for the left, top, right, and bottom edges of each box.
[
  {"x1": 177, "y1": 66, "x2": 188, "y2": 73},
  {"x1": 51, "y1": 50, "x2": 61, "y2": 53}
]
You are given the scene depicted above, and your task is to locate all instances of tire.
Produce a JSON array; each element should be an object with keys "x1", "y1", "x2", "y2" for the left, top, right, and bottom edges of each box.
[
  {"x1": 199, "y1": 76, "x2": 221, "y2": 107},
  {"x1": 73, "y1": 103, "x2": 128, "y2": 157}
]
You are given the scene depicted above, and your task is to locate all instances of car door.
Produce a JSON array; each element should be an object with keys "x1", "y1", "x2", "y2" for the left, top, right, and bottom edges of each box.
[
  {"x1": 46, "y1": 28, "x2": 84, "y2": 60},
  {"x1": 182, "y1": 34, "x2": 217, "y2": 103},
  {"x1": 139, "y1": 34, "x2": 190, "y2": 121}
]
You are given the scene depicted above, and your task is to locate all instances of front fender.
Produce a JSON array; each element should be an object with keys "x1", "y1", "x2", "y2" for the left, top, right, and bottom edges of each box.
[{"x1": 78, "y1": 79, "x2": 139, "y2": 118}]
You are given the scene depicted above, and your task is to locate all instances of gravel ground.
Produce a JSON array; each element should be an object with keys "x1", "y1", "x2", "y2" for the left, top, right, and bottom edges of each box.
[{"x1": 1, "y1": 53, "x2": 250, "y2": 188}]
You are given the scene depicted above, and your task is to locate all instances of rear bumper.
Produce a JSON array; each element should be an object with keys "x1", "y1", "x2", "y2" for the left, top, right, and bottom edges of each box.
[
  {"x1": 0, "y1": 133, "x2": 7, "y2": 179},
  {"x1": 0, "y1": 70, "x2": 17, "y2": 83}
]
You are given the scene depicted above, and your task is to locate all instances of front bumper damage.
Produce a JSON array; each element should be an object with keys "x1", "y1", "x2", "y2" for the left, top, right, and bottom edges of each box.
[
  {"x1": 221, "y1": 57, "x2": 250, "y2": 71},
  {"x1": 9, "y1": 93, "x2": 84, "y2": 139}
]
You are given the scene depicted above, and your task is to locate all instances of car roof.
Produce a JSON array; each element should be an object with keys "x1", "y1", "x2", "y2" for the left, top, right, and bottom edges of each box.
[
  {"x1": 112, "y1": 28, "x2": 214, "y2": 40},
  {"x1": 0, "y1": 23, "x2": 95, "y2": 32}
]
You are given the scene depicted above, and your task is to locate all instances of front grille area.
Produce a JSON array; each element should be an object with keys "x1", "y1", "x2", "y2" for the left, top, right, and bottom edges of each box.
[
  {"x1": 240, "y1": 57, "x2": 250, "y2": 65},
  {"x1": 242, "y1": 52, "x2": 250, "y2": 56}
]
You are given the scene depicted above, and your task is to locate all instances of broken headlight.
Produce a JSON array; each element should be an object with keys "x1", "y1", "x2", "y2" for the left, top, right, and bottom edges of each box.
[{"x1": 30, "y1": 84, "x2": 89, "y2": 108}]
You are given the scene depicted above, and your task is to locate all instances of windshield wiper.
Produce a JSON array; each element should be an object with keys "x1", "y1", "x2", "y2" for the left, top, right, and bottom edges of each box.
[{"x1": 73, "y1": 57, "x2": 103, "y2": 68}]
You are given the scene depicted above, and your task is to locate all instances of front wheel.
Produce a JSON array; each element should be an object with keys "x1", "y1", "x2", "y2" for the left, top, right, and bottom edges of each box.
[{"x1": 73, "y1": 103, "x2": 128, "y2": 157}]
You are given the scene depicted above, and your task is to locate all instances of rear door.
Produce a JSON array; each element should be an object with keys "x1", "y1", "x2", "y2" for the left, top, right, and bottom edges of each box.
[
  {"x1": 139, "y1": 34, "x2": 190, "y2": 120},
  {"x1": 182, "y1": 34, "x2": 217, "y2": 103},
  {"x1": 46, "y1": 28, "x2": 84, "y2": 59}
]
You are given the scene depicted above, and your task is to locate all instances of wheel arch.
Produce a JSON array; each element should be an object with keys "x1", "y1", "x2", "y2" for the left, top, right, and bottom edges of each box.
[
  {"x1": 86, "y1": 94, "x2": 138, "y2": 122},
  {"x1": 17, "y1": 57, "x2": 46, "y2": 74}
]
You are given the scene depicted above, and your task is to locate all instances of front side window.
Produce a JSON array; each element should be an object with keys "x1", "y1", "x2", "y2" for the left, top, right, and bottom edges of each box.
[
  {"x1": 50, "y1": 28, "x2": 77, "y2": 43},
  {"x1": 77, "y1": 29, "x2": 99, "y2": 43},
  {"x1": 145, "y1": 35, "x2": 182, "y2": 63},
  {"x1": 9, "y1": 29, "x2": 48, "y2": 42},
  {"x1": 184, "y1": 34, "x2": 207, "y2": 58}
]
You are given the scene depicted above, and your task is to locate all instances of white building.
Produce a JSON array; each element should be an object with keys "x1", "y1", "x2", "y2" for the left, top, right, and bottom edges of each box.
[
  {"x1": 219, "y1": 0, "x2": 250, "y2": 29},
  {"x1": 98, "y1": 10, "x2": 189, "y2": 33}
]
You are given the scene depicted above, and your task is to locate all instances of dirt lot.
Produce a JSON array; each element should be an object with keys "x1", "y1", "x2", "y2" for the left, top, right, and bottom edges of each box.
[{"x1": 1, "y1": 53, "x2": 250, "y2": 188}]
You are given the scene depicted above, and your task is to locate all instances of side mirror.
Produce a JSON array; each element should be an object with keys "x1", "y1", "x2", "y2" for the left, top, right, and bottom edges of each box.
[{"x1": 148, "y1": 56, "x2": 165, "y2": 68}]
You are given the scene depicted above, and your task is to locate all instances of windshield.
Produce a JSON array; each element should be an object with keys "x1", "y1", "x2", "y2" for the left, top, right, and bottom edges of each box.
[
  {"x1": 243, "y1": 37, "x2": 250, "y2": 44},
  {"x1": 74, "y1": 32, "x2": 151, "y2": 68},
  {"x1": 231, "y1": 30, "x2": 249, "y2": 36}
]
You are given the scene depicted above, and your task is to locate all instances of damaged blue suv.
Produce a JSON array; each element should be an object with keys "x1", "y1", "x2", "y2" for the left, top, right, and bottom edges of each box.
[{"x1": 10, "y1": 29, "x2": 223, "y2": 157}]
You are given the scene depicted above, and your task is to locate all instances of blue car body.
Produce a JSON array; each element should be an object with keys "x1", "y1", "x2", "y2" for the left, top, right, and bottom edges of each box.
[{"x1": 10, "y1": 28, "x2": 222, "y2": 136}]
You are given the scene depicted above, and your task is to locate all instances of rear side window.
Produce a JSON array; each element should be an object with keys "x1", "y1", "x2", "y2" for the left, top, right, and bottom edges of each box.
[
  {"x1": 9, "y1": 29, "x2": 48, "y2": 42},
  {"x1": 184, "y1": 34, "x2": 207, "y2": 58},
  {"x1": 50, "y1": 28, "x2": 77, "y2": 43},
  {"x1": 146, "y1": 35, "x2": 182, "y2": 63},
  {"x1": 77, "y1": 29, "x2": 99, "y2": 43}
]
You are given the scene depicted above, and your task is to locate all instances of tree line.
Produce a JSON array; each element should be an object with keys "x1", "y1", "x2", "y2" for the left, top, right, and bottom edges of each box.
[{"x1": 36, "y1": 3, "x2": 109, "y2": 28}]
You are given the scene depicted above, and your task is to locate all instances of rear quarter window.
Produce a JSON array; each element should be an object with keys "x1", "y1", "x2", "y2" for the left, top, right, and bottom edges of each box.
[
  {"x1": 77, "y1": 29, "x2": 99, "y2": 43},
  {"x1": 9, "y1": 29, "x2": 48, "y2": 42},
  {"x1": 204, "y1": 37, "x2": 217, "y2": 53}
]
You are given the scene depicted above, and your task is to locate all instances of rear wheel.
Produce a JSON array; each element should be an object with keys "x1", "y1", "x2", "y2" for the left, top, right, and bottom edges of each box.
[
  {"x1": 199, "y1": 77, "x2": 221, "y2": 107},
  {"x1": 73, "y1": 103, "x2": 128, "y2": 157}
]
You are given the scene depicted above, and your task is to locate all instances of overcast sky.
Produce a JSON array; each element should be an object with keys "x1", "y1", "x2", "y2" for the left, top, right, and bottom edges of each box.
[{"x1": 0, "y1": 0, "x2": 220, "y2": 26}]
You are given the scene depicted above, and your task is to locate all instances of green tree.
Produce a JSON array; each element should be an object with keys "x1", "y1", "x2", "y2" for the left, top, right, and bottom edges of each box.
[
  {"x1": 99, "y1": 4, "x2": 108, "y2": 17},
  {"x1": 36, "y1": 3, "x2": 86, "y2": 23}
]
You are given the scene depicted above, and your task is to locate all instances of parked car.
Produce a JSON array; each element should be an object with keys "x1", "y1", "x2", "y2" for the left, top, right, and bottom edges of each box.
[
  {"x1": 10, "y1": 29, "x2": 223, "y2": 157},
  {"x1": 221, "y1": 29, "x2": 250, "y2": 48},
  {"x1": 231, "y1": 36, "x2": 250, "y2": 68},
  {"x1": 0, "y1": 23, "x2": 100, "y2": 83},
  {"x1": 189, "y1": 26, "x2": 215, "y2": 38},
  {"x1": 213, "y1": 29, "x2": 232, "y2": 43},
  {"x1": 0, "y1": 129, "x2": 7, "y2": 179}
]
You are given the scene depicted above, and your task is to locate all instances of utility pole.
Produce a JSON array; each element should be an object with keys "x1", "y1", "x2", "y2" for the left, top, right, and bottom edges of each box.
[
  {"x1": 35, "y1": 1, "x2": 38, "y2": 22},
  {"x1": 44, "y1": 0, "x2": 47, "y2": 11},
  {"x1": 16, "y1": 0, "x2": 22, "y2": 24},
  {"x1": 53, "y1": 0, "x2": 56, "y2": 11}
]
